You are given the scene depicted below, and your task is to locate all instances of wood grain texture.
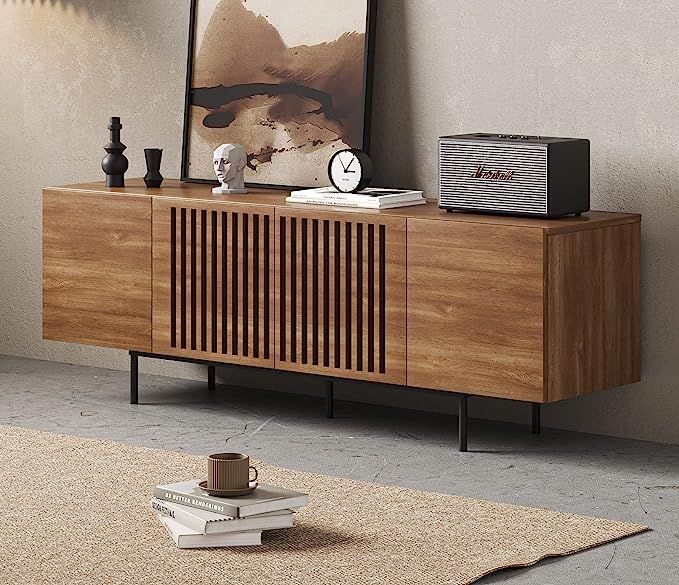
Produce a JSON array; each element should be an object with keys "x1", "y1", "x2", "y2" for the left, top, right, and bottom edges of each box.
[
  {"x1": 45, "y1": 181, "x2": 641, "y2": 406},
  {"x1": 42, "y1": 190, "x2": 152, "y2": 351},
  {"x1": 152, "y1": 199, "x2": 275, "y2": 368},
  {"x1": 546, "y1": 221, "x2": 641, "y2": 402},
  {"x1": 48, "y1": 180, "x2": 640, "y2": 234},
  {"x1": 275, "y1": 207, "x2": 407, "y2": 384},
  {"x1": 407, "y1": 220, "x2": 546, "y2": 401}
]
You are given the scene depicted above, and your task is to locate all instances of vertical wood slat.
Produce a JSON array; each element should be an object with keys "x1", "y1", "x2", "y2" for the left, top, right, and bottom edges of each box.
[
  {"x1": 324, "y1": 220, "x2": 339, "y2": 368},
  {"x1": 250, "y1": 214, "x2": 262, "y2": 358},
  {"x1": 214, "y1": 211, "x2": 222, "y2": 355},
  {"x1": 362, "y1": 222, "x2": 369, "y2": 372},
  {"x1": 335, "y1": 220, "x2": 343, "y2": 369},
  {"x1": 190, "y1": 209, "x2": 196, "y2": 350},
  {"x1": 355, "y1": 222, "x2": 363, "y2": 371},
  {"x1": 170, "y1": 207, "x2": 177, "y2": 348},
  {"x1": 220, "y1": 211, "x2": 231, "y2": 355},
  {"x1": 318, "y1": 220, "x2": 330, "y2": 367},
  {"x1": 205, "y1": 210, "x2": 212, "y2": 354},
  {"x1": 180, "y1": 208, "x2": 187, "y2": 349},
  {"x1": 288, "y1": 216, "x2": 295, "y2": 362},
  {"x1": 294, "y1": 218, "x2": 301, "y2": 363},
  {"x1": 367, "y1": 224, "x2": 375, "y2": 372},
  {"x1": 344, "y1": 221, "x2": 352, "y2": 370},
  {"x1": 201, "y1": 209, "x2": 208, "y2": 353},
  {"x1": 298, "y1": 217, "x2": 309, "y2": 364},
  {"x1": 231, "y1": 212, "x2": 239, "y2": 356},
  {"x1": 210, "y1": 211, "x2": 218, "y2": 353},
  {"x1": 296, "y1": 218, "x2": 304, "y2": 364},
  {"x1": 264, "y1": 215, "x2": 271, "y2": 360},
  {"x1": 323, "y1": 219, "x2": 336, "y2": 368},
  {"x1": 379, "y1": 224, "x2": 386, "y2": 374},
  {"x1": 279, "y1": 216, "x2": 287, "y2": 362},
  {"x1": 242, "y1": 213, "x2": 249, "y2": 357},
  {"x1": 312, "y1": 219, "x2": 319, "y2": 366}
]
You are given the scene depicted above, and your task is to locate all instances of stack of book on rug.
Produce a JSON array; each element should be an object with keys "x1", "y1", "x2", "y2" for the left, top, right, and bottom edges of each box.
[
  {"x1": 286, "y1": 187, "x2": 427, "y2": 209},
  {"x1": 151, "y1": 480, "x2": 309, "y2": 548}
]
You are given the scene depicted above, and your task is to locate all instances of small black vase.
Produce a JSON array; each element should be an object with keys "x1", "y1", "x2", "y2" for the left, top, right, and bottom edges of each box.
[
  {"x1": 102, "y1": 117, "x2": 128, "y2": 187},
  {"x1": 144, "y1": 148, "x2": 164, "y2": 188}
]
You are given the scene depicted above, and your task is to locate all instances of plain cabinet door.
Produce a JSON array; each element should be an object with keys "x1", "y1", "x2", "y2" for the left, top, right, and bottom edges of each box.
[
  {"x1": 274, "y1": 208, "x2": 407, "y2": 384},
  {"x1": 152, "y1": 199, "x2": 275, "y2": 368},
  {"x1": 407, "y1": 219, "x2": 545, "y2": 402},
  {"x1": 42, "y1": 190, "x2": 152, "y2": 351}
]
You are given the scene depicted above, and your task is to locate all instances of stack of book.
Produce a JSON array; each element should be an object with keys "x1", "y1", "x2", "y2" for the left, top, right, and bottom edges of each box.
[
  {"x1": 151, "y1": 480, "x2": 309, "y2": 548},
  {"x1": 286, "y1": 187, "x2": 427, "y2": 209}
]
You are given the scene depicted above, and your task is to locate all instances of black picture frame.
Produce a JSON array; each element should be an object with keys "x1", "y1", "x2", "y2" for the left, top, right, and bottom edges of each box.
[{"x1": 180, "y1": 0, "x2": 378, "y2": 190}]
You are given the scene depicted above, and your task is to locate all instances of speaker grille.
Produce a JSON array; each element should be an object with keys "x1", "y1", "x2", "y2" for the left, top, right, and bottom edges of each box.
[{"x1": 439, "y1": 140, "x2": 548, "y2": 214}]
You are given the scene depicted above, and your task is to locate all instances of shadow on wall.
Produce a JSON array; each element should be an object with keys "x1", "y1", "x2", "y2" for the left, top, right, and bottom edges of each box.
[
  {"x1": 370, "y1": 0, "x2": 417, "y2": 189},
  {"x1": 1, "y1": 0, "x2": 87, "y2": 5},
  {"x1": 0, "y1": 0, "x2": 97, "y2": 18}
]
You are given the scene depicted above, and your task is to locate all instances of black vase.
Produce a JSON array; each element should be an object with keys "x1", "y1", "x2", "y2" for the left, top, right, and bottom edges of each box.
[
  {"x1": 102, "y1": 117, "x2": 128, "y2": 187},
  {"x1": 144, "y1": 148, "x2": 163, "y2": 188}
]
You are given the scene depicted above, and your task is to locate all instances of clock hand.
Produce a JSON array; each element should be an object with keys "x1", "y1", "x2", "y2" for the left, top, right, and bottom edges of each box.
[
  {"x1": 339, "y1": 155, "x2": 348, "y2": 172},
  {"x1": 345, "y1": 157, "x2": 355, "y2": 172}
]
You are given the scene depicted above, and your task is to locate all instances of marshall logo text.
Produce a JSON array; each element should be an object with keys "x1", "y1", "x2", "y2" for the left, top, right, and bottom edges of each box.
[{"x1": 470, "y1": 165, "x2": 515, "y2": 181}]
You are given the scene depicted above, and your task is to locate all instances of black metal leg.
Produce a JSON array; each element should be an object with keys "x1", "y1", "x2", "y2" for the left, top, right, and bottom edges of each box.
[
  {"x1": 208, "y1": 365, "x2": 216, "y2": 392},
  {"x1": 130, "y1": 351, "x2": 138, "y2": 404},
  {"x1": 531, "y1": 403, "x2": 541, "y2": 434},
  {"x1": 324, "y1": 380, "x2": 334, "y2": 419},
  {"x1": 458, "y1": 394, "x2": 468, "y2": 452}
]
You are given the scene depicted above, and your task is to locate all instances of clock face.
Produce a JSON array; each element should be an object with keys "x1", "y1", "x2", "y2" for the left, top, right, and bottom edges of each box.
[{"x1": 329, "y1": 149, "x2": 368, "y2": 193}]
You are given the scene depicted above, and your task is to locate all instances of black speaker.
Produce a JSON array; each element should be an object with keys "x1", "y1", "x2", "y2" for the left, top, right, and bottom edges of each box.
[{"x1": 439, "y1": 133, "x2": 590, "y2": 218}]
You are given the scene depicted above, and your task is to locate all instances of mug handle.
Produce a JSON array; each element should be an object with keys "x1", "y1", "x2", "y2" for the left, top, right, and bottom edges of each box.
[{"x1": 249, "y1": 465, "x2": 258, "y2": 483}]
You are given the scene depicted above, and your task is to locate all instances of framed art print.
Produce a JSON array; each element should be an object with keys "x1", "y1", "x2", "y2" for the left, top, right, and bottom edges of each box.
[{"x1": 181, "y1": 0, "x2": 377, "y2": 189}]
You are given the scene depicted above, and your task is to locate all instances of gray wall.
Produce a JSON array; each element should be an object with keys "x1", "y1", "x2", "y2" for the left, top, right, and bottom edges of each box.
[{"x1": 1, "y1": 1, "x2": 677, "y2": 444}]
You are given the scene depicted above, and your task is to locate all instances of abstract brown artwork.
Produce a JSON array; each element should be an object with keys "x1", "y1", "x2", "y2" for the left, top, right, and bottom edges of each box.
[{"x1": 182, "y1": 0, "x2": 376, "y2": 188}]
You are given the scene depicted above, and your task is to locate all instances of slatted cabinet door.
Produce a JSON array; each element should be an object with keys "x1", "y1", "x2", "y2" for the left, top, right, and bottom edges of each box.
[
  {"x1": 275, "y1": 208, "x2": 407, "y2": 384},
  {"x1": 152, "y1": 199, "x2": 275, "y2": 368}
]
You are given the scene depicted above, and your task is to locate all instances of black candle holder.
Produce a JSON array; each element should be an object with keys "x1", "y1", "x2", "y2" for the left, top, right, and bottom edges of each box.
[
  {"x1": 102, "y1": 117, "x2": 128, "y2": 187},
  {"x1": 144, "y1": 148, "x2": 164, "y2": 188}
]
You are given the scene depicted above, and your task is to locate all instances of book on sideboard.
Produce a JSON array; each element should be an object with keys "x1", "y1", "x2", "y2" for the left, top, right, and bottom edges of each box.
[
  {"x1": 156, "y1": 513, "x2": 262, "y2": 548},
  {"x1": 150, "y1": 497, "x2": 294, "y2": 535},
  {"x1": 287, "y1": 187, "x2": 426, "y2": 209},
  {"x1": 153, "y1": 480, "x2": 309, "y2": 518}
]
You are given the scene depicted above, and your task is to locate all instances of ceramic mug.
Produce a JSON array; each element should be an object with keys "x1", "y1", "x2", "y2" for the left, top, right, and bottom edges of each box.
[{"x1": 207, "y1": 453, "x2": 258, "y2": 491}]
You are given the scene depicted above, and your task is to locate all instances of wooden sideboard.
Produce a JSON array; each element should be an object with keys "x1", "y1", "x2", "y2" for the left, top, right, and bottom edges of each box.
[{"x1": 43, "y1": 179, "x2": 641, "y2": 449}]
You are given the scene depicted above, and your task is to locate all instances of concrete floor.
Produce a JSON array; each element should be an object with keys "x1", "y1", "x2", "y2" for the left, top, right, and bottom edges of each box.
[{"x1": 1, "y1": 354, "x2": 677, "y2": 584}]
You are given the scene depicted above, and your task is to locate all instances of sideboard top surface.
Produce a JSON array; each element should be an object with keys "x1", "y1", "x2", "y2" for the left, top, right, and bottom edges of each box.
[{"x1": 46, "y1": 179, "x2": 640, "y2": 234}]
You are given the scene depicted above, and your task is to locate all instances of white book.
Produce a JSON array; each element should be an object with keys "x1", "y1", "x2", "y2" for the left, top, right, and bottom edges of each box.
[
  {"x1": 290, "y1": 187, "x2": 425, "y2": 205},
  {"x1": 153, "y1": 480, "x2": 309, "y2": 518},
  {"x1": 286, "y1": 196, "x2": 427, "y2": 209},
  {"x1": 156, "y1": 513, "x2": 262, "y2": 548},
  {"x1": 151, "y1": 498, "x2": 294, "y2": 535}
]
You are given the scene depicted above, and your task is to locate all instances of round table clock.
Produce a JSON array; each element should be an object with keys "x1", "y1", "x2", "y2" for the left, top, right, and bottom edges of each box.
[{"x1": 328, "y1": 149, "x2": 373, "y2": 193}]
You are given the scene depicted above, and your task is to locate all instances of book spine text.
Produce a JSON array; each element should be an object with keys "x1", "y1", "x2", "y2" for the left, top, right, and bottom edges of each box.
[
  {"x1": 287, "y1": 197, "x2": 382, "y2": 209},
  {"x1": 152, "y1": 487, "x2": 238, "y2": 517},
  {"x1": 151, "y1": 498, "x2": 206, "y2": 534}
]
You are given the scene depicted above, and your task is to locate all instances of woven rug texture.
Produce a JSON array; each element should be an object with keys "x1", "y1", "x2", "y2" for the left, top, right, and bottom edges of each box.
[{"x1": 0, "y1": 425, "x2": 647, "y2": 584}]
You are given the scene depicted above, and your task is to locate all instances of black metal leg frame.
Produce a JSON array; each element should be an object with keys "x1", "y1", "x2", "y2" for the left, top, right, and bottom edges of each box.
[
  {"x1": 455, "y1": 394, "x2": 541, "y2": 452},
  {"x1": 129, "y1": 352, "x2": 541, "y2": 451}
]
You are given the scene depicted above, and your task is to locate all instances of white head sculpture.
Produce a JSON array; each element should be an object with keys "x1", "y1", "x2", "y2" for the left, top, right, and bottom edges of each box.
[{"x1": 212, "y1": 143, "x2": 248, "y2": 194}]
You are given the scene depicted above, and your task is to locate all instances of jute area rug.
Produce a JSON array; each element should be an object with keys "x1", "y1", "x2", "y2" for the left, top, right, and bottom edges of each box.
[{"x1": 0, "y1": 425, "x2": 646, "y2": 585}]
